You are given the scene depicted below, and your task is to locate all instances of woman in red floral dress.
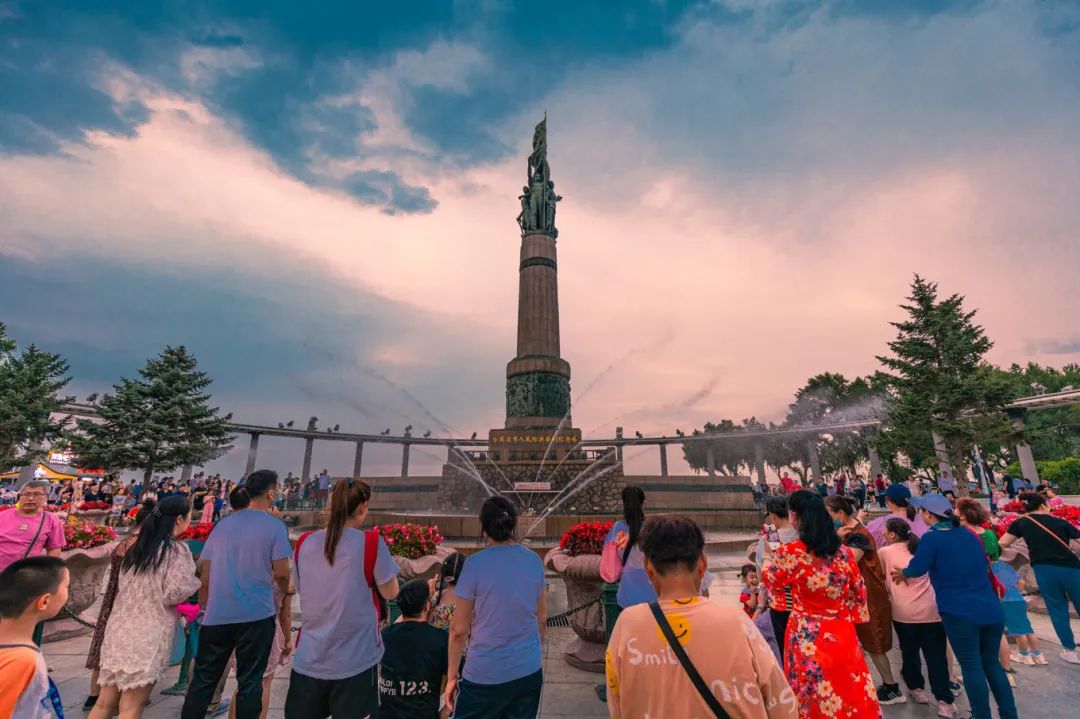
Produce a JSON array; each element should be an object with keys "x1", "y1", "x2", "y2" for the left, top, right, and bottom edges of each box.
[{"x1": 763, "y1": 490, "x2": 882, "y2": 719}]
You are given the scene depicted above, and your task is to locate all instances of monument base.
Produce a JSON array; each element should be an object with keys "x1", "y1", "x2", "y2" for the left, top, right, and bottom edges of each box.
[{"x1": 439, "y1": 430, "x2": 624, "y2": 514}]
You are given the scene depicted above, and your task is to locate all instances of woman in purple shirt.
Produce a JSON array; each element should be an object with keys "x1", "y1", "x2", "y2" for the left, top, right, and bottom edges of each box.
[{"x1": 865, "y1": 483, "x2": 929, "y2": 550}]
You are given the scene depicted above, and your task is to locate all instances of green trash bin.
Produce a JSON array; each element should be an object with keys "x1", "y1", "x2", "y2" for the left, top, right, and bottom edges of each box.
[
  {"x1": 596, "y1": 582, "x2": 621, "y2": 703},
  {"x1": 602, "y1": 582, "x2": 622, "y2": 641}
]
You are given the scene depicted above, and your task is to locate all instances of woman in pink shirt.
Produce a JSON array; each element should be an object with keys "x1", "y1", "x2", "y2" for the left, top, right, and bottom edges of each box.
[{"x1": 878, "y1": 518, "x2": 957, "y2": 717}]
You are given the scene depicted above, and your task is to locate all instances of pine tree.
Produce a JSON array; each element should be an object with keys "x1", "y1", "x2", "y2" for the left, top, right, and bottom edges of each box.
[
  {"x1": 72, "y1": 346, "x2": 233, "y2": 481},
  {"x1": 876, "y1": 276, "x2": 1015, "y2": 494},
  {"x1": 0, "y1": 323, "x2": 72, "y2": 469}
]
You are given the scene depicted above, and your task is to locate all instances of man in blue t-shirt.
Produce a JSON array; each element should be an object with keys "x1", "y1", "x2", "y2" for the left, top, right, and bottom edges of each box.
[{"x1": 180, "y1": 470, "x2": 292, "y2": 719}]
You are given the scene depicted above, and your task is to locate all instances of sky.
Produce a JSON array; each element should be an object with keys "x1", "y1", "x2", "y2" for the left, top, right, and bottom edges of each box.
[{"x1": 2, "y1": 0, "x2": 1079, "y2": 478}]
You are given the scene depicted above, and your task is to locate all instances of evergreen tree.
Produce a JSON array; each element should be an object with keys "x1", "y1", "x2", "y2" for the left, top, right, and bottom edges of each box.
[
  {"x1": 877, "y1": 276, "x2": 1015, "y2": 494},
  {"x1": 71, "y1": 346, "x2": 233, "y2": 481},
  {"x1": 0, "y1": 323, "x2": 73, "y2": 469}
]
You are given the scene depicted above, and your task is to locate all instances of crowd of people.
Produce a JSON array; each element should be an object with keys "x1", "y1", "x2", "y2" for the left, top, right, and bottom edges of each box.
[{"x1": 1, "y1": 469, "x2": 1077, "y2": 719}]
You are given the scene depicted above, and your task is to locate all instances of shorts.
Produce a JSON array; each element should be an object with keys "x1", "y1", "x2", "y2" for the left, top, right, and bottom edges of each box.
[
  {"x1": 284, "y1": 665, "x2": 379, "y2": 719},
  {"x1": 452, "y1": 669, "x2": 543, "y2": 719},
  {"x1": 1002, "y1": 601, "x2": 1033, "y2": 636}
]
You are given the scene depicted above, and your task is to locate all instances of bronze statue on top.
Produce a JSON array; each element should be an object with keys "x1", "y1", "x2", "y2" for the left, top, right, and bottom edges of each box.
[{"x1": 516, "y1": 115, "x2": 561, "y2": 237}]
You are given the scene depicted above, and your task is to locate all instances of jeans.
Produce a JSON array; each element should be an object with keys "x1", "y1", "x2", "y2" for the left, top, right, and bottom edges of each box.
[
  {"x1": 453, "y1": 669, "x2": 543, "y2": 719},
  {"x1": 892, "y1": 621, "x2": 952, "y2": 703},
  {"x1": 940, "y1": 615, "x2": 1016, "y2": 719},
  {"x1": 180, "y1": 616, "x2": 276, "y2": 719},
  {"x1": 1032, "y1": 564, "x2": 1080, "y2": 650}
]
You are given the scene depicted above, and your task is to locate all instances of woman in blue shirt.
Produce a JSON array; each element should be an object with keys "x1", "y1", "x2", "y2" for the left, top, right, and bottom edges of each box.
[
  {"x1": 890, "y1": 494, "x2": 1017, "y2": 719},
  {"x1": 445, "y1": 497, "x2": 547, "y2": 719}
]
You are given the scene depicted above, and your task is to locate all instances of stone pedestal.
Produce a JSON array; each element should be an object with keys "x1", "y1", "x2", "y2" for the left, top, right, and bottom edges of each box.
[{"x1": 545, "y1": 549, "x2": 605, "y2": 673}]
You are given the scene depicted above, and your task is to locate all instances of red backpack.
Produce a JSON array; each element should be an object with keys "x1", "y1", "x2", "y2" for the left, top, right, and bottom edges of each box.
[{"x1": 293, "y1": 527, "x2": 386, "y2": 646}]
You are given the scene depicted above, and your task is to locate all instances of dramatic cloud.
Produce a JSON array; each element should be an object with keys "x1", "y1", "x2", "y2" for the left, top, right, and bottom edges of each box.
[{"x1": 2, "y1": 0, "x2": 1078, "y2": 477}]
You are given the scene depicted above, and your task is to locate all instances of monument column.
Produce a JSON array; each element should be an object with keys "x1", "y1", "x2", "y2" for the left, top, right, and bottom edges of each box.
[{"x1": 505, "y1": 115, "x2": 571, "y2": 431}]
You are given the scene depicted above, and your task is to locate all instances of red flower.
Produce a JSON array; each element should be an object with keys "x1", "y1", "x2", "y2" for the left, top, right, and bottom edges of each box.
[
  {"x1": 377, "y1": 523, "x2": 443, "y2": 560},
  {"x1": 559, "y1": 520, "x2": 614, "y2": 557}
]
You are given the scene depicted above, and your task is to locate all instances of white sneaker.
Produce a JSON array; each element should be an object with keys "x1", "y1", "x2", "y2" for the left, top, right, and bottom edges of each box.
[
  {"x1": 937, "y1": 702, "x2": 959, "y2": 718},
  {"x1": 1061, "y1": 649, "x2": 1080, "y2": 664},
  {"x1": 1011, "y1": 652, "x2": 1035, "y2": 666},
  {"x1": 912, "y1": 689, "x2": 930, "y2": 704},
  {"x1": 1032, "y1": 652, "x2": 1048, "y2": 666}
]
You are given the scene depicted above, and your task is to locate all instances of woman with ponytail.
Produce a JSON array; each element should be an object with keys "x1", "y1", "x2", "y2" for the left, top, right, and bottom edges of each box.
[
  {"x1": 893, "y1": 494, "x2": 1016, "y2": 719},
  {"x1": 445, "y1": 496, "x2": 546, "y2": 719},
  {"x1": 91, "y1": 496, "x2": 200, "y2": 719},
  {"x1": 600, "y1": 486, "x2": 651, "y2": 608},
  {"x1": 428, "y1": 552, "x2": 467, "y2": 631},
  {"x1": 283, "y1": 478, "x2": 399, "y2": 719},
  {"x1": 761, "y1": 490, "x2": 882, "y2": 719},
  {"x1": 879, "y1": 518, "x2": 956, "y2": 716}
]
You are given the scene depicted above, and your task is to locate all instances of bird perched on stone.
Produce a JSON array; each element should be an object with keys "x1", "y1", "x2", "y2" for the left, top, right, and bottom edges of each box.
[
  {"x1": 333, "y1": 424, "x2": 340, "y2": 432},
  {"x1": 423, "y1": 430, "x2": 431, "y2": 438},
  {"x1": 381, "y1": 429, "x2": 391, "y2": 435},
  {"x1": 286, "y1": 420, "x2": 294, "y2": 428},
  {"x1": 635, "y1": 431, "x2": 643, "y2": 439},
  {"x1": 471, "y1": 432, "x2": 478, "y2": 440},
  {"x1": 278, "y1": 422, "x2": 285, "y2": 429},
  {"x1": 675, "y1": 429, "x2": 685, "y2": 437}
]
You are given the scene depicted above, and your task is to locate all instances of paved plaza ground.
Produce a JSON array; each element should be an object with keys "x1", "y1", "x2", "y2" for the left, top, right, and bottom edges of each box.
[{"x1": 42, "y1": 548, "x2": 1079, "y2": 718}]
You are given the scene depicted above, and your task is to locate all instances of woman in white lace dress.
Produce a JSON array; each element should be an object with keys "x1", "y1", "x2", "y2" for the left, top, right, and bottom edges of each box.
[{"x1": 91, "y1": 495, "x2": 201, "y2": 719}]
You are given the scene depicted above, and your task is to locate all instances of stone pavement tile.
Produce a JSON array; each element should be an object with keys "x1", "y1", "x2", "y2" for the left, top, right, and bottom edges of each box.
[{"x1": 540, "y1": 680, "x2": 607, "y2": 718}]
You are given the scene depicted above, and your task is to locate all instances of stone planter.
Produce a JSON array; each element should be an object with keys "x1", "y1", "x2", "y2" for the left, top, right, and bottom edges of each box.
[
  {"x1": 74, "y1": 509, "x2": 109, "y2": 526},
  {"x1": 44, "y1": 541, "x2": 119, "y2": 643},
  {"x1": 544, "y1": 548, "x2": 605, "y2": 673},
  {"x1": 393, "y1": 546, "x2": 454, "y2": 581}
]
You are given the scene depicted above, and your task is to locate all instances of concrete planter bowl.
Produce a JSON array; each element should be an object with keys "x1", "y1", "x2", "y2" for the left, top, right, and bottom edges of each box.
[
  {"x1": 544, "y1": 547, "x2": 605, "y2": 673},
  {"x1": 392, "y1": 545, "x2": 455, "y2": 582},
  {"x1": 44, "y1": 540, "x2": 119, "y2": 643},
  {"x1": 75, "y1": 509, "x2": 110, "y2": 526}
]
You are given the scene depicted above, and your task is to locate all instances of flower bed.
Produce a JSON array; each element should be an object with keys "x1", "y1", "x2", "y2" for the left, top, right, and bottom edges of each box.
[
  {"x1": 558, "y1": 520, "x2": 613, "y2": 557},
  {"x1": 77, "y1": 500, "x2": 111, "y2": 511},
  {"x1": 377, "y1": 523, "x2": 444, "y2": 560},
  {"x1": 62, "y1": 516, "x2": 117, "y2": 550},
  {"x1": 178, "y1": 522, "x2": 215, "y2": 542}
]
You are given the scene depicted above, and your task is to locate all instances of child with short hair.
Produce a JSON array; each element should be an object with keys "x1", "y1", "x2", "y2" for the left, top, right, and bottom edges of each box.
[
  {"x1": 739, "y1": 563, "x2": 761, "y2": 618},
  {"x1": 0, "y1": 556, "x2": 70, "y2": 718},
  {"x1": 992, "y1": 558, "x2": 1046, "y2": 666}
]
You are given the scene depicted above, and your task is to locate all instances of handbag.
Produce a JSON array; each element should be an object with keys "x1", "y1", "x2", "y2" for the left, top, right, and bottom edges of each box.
[
  {"x1": 649, "y1": 602, "x2": 731, "y2": 719},
  {"x1": 1025, "y1": 516, "x2": 1080, "y2": 556}
]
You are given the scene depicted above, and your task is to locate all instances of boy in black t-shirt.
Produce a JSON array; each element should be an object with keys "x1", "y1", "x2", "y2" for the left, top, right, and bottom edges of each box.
[{"x1": 380, "y1": 579, "x2": 450, "y2": 718}]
